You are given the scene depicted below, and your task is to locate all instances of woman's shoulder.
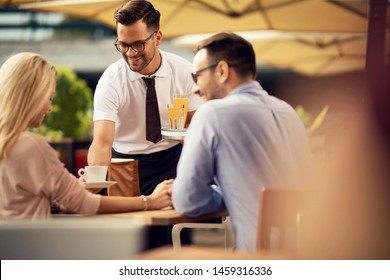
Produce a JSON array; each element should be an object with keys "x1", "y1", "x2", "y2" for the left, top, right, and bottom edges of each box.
[
  {"x1": 5, "y1": 132, "x2": 60, "y2": 174},
  {"x1": 19, "y1": 131, "x2": 48, "y2": 145},
  {"x1": 16, "y1": 132, "x2": 55, "y2": 157}
]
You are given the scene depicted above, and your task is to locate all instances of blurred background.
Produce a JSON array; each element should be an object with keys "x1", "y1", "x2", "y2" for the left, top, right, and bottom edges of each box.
[
  {"x1": 1, "y1": 0, "x2": 389, "y2": 171},
  {"x1": 3, "y1": 1, "x2": 388, "y2": 105},
  {"x1": 1, "y1": 0, "x2": 390, "y2": 257}
]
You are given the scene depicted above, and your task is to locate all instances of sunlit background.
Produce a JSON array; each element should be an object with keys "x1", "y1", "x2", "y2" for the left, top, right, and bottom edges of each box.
[
  {"x1": 1, "y1": 0, "x2": 389, "y2": 140},
  {"x1": 2, "y1": 0, "x2": 389, "y2": 159},
  {"x1": 1, "y1": 0, "x2": 390, "y2": 261}
]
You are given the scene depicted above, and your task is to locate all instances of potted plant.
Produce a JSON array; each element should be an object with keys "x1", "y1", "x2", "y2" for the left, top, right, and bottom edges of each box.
[
  {"x1": 32, "y1": 65, "x2": 93, "y2": 140},
  {"x1": 31, "y1": 65, "x2": 93, "y2": 173}
]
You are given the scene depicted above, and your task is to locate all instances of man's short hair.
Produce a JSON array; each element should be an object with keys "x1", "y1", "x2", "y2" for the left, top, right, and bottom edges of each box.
[
  {"x1": 195, "y1": 32, "x2": 257, "y2": 78},
  {"x1": 114, "y1": 0, "x2": 160, "y2": 30}
]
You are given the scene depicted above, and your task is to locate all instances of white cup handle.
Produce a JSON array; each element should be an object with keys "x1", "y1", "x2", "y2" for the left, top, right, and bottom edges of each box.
[{"x1": 78, "y1": 168, "x2": 86, "y2": 180}]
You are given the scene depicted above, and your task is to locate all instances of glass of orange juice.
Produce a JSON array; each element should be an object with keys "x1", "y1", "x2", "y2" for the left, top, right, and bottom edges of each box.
[
  {"x1": 173, "y1": 97, "x2": 188, "y2": 128},
  {"x1": 167, "y1": 107, "x2": 182, "y2": 129}
]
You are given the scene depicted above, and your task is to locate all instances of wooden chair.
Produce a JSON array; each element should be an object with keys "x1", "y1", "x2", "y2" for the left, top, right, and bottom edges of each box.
[
  {"x1": 171, "y1": 216, "x2": 234, "y2": 250},
  {"x1": 257, "y1": 187, "x2": 307, "y2": 255}
]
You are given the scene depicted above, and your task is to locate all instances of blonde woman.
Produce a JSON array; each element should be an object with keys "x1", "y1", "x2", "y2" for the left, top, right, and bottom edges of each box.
[{"x1": 0, "y1": 52, "x2": 172, "y2": 220}]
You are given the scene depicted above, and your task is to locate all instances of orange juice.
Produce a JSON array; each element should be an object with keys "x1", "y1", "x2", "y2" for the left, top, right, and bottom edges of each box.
[
  {"x1": 167, "y1": 107, "x2": 182, "y2": 129},
  {"x1": 173, "y1": 97, "x2": 188, "y2": 127}
]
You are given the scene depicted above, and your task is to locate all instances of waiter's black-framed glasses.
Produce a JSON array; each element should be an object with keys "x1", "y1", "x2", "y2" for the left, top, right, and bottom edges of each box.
[{"x1": 114, "y1": 31, "x2": 156, "y2": 53}]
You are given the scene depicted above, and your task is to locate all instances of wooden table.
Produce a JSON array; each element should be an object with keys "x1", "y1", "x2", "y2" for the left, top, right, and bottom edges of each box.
[
  {"x1": 55, "y1": 208, "x2": 228, "y2": 226},
  {"x1": 55, "y1": 208, "x2": 228, "y2": 249}
]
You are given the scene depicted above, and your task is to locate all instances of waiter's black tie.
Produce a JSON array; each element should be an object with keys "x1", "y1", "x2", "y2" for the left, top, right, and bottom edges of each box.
[{"x1": 143, "y1": 77, "x2": 162, "y2": 143}]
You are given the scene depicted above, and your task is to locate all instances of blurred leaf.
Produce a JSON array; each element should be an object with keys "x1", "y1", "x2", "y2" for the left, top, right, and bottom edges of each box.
[
  {"x1": 295, "y1": 105, "x2": 329, "y2": 154},
  {"x1": 295, "y1": 105, "x2": 311, "y2": 126},
  {"x1": 34, "y1": 66, "x2": 93, "y2": 139},
  {"x1": 307, "y1": 105, "x2": 329, "y2": 135}
]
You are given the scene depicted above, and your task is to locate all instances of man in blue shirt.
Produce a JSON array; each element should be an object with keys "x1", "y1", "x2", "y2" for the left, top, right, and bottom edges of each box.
[{"x1": 171, "y1": 32, "x2": 312, "y2": 251}]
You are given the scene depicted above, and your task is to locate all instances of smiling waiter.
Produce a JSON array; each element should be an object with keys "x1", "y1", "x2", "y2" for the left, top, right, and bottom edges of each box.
[{"x1": 88, "y1": 0, "x2": 203, "y2": 195}]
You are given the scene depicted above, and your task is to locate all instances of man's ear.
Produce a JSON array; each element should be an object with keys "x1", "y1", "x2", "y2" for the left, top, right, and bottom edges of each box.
[
  {"x1": 217, "y1": 60, "x2": 230, "y2": 83},
  {"x1": 155, "y1": 31, "x2": 163, "y2": 46}
]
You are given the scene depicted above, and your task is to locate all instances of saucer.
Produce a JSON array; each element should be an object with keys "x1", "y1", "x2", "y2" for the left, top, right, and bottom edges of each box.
[
  {"x1": 161, "y1": 127, "x2": 187, "y2": 140},
  {"x1": 83, "y1": 181, "x2": 117, "y2": 189}
]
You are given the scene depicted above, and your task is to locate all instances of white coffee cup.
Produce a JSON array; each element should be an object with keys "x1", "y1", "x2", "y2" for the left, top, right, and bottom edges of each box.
[{"x1": 78, "y1": 166, "x2": 108, "y2": 182}]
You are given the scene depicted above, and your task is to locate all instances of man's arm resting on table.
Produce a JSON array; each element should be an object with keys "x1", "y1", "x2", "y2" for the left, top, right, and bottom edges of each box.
[
  {"x1": 88, "y1": 120, "x2": 115, "y2": 166},
  {"x1": 172, "y1": 184, "x2": 226, "y2": 217}
]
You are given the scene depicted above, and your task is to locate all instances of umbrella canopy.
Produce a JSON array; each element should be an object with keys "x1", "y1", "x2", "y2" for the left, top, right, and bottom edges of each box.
[
  {"x1": 0, "y1": 0, "x2": 46, "y2": 6},
  {"x1": 17, "y1": 0, "x2": 389, "y2": 77},
  {"x1": 19, "y1": 0, "x2": 389, "y2": 38},
  {"x1": 173, "y1": 31, "x2": 390, "y2": 76},
  {"x1": 253, "y1": 32, "x2": 375, "y2": 76}
]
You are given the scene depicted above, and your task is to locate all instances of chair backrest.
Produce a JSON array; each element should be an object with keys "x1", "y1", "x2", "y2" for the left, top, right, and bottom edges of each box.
[
  {"x1": 257, "y1": 187, "x2": 307, "y2": 255},
  {"x1": 0, "y1": 218, "x2": 145, "y2": 260}
]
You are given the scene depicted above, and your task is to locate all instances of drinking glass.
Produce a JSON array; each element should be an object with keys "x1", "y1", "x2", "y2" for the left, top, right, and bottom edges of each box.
[{"x1": 173, "y1": 96, "x2": 188, "y2": 128}]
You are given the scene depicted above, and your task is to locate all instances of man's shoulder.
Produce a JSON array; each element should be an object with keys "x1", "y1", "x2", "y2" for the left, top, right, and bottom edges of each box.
[
  {"x1": 160, "y1": 50, "x2": 192, "y2": 67},
  {"x1": 99, "y1": 58, "x2": 130, "y2": 83},
  {"x1": 105, "y1": 58, "x2": 127, "y2": 73},
  {"x1": 192, "y1": 100, "x2": 221, "y2": 120}
]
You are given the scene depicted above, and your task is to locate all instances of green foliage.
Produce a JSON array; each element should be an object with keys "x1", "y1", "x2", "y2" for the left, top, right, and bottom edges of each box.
[
  {"x1": 32, "y1": 66, "x2": 93, "y2": 140},
  {"x1": 295, "y1": 105, "x2": 329, "y2": 156}
]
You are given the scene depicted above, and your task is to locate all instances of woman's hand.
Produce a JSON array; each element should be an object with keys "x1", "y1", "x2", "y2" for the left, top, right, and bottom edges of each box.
[{"x1": 147, "y1": 179, "x2": 174, "y2": 210}]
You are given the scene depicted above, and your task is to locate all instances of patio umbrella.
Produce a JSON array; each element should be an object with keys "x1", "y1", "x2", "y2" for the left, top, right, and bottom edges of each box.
[
  {"x1": 253, "y1": 32, "x2": 389, "y2": 76},
  {"x1": 0, "y1": 0, "x2": 46, "y2": 6},
  {"x1": 18, "y1": 0, "x2": 125, "y2": 28},
  {"x1": 17, "y1": 0, "x2": 389, "y2": 78},
  {"x1": 173, "y1": 31, "x2": 390, "y2": 76},
  {"x1": 18, "y1": 0, "x2": 389, "y2": 38}
]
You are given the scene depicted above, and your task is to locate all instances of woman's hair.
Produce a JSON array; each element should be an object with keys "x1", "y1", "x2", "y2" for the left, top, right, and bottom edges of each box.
[
  {"x1": 0, "y1": 52, "x2": 56, "y2": 160},
  {"x1": 114, "y1": 0, "x2": 160, "y2": 31},
  {"x1": 194, "y1": 32, "x2": 257, "y2": 79}
]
